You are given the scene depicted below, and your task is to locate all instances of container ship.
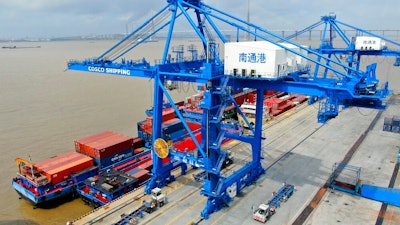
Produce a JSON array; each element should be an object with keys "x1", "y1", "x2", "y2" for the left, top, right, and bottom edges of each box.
[
  {"x1": 12, "y1": 131, "x2": 149, "y2": 207},
  {"x1": 12, "y1": 152, "x2": 98, "y2": 206},
  {"x1": 75, "y1": 144, "x2": 153, "y2": 207},
  {"x1": 60, "y1": 131, "x2": 153, "y2": 207},
  {"x1": 12, "y1": 89, "x2": 306, "y2": 208}
]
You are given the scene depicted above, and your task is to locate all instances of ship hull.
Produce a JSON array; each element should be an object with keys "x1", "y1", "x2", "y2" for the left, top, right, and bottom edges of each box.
[{"x1": 12, "y1": 179, "x2": 75, "y2": 206}]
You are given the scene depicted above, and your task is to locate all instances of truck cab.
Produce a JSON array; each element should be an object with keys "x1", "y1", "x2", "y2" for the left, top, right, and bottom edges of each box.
[
  {"x1": 252, "y1": 203, "x2": 275, "y2": 223},
  {"x1": 151, "y1": 187, "x2": 166, "y2": 207}
]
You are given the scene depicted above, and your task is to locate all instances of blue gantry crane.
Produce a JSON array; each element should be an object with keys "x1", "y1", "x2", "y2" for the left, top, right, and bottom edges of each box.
[
  {"x1": 67, "y1": 0, "x2": 396, "y2": 219},
  {"x1": 283, "y1": 12, "x2": 400, "y2": 122}
]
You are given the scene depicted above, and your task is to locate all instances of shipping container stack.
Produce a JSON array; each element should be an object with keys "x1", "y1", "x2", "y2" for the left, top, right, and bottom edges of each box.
[
  {"x1": 181, "y1": 93, "x2": 204, "y2": 124},
  {"x1": 75, "y1": 131, "x2": 136, "y2": 168},
  {"x1": 74, "y1": 132, "x2": 155, "y2": 207},
  {"x1": 122, "y1": 152, "x2": 153, "y2": 186},
  {"x1": 292, "y1": 94, "x2": 308, "y2": 105},
  {"x1": 138, "y1": 108, "x2": 178, "y2": 143},
  {"x1": 264, "y1": 97, "x2": 290, "y2": 117},
  {"x1": 232, "y1": 89, "x2": 257, "y2": 106},
  {"x1": 115, "y1": 152, "x2": 152, "y2": 173},
  {"x1": 173, "y1": 131, "x2": 202, "y2": 155},
  {"x1": 137, "y1": 119, "x2": 147, "y2": 142},
  {"x1": 139, "y1": 103, "x2": 205, "y2": 144},
  {"x1": 383, "y1": 115, "x2": 400, "y2": 133},
  {"x1": 263, "y1": 94, "x2": 305, "y2": 117},
  {"x1": 13, "y1": 151, "x2": 98, "y2": 204},
  {"x1": 246, "y1": 92, "x2": 257, "y2": 104},
  {"x1": 33, "y1": 152, "x2": 94, "y2": 185},
  {"x1": 125, "y1": 168, "x2": 150, "y2": 186},
  {"x1": 181, "y1": 106, "x2": 203, "y2": 124}
]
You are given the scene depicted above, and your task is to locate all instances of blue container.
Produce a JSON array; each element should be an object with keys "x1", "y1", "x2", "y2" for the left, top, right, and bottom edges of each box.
[
  {"x1": 125, "y1": 167, "x2": 141, "y2": 176},
  {"x1": 162, "y1": 119, "x2": 184, "y2": 135},
  {"x1": 93, "y1": 148, "x2": 134, "y2": 168},
  {"x1": 72, "y1": 166, "x2": 98, "y2": 183},
  {"x1": 167, "y1": 129, "x2": 187, "y2": 142}
]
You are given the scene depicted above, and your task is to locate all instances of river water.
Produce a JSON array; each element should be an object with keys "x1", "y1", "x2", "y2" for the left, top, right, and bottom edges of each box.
[
  {"x1": 0, "y1": 39, "x2": 399, "y2": 225},
  {"x1": 0, "y1": 40, "x2": 199, "y2": 225}
]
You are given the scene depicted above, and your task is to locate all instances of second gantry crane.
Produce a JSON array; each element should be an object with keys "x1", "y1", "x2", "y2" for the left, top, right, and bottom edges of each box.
[
  {"x1": 283, "y1": 12, "x2": 400, "y2": 122},
  {"x1": 67, "y1": 0, "x2": 397, "y2": 219}
]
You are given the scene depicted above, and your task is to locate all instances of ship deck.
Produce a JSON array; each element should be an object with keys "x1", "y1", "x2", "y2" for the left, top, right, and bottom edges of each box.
[{"x1": 71, "y1": 94, "x2": 400, "y2": 225}]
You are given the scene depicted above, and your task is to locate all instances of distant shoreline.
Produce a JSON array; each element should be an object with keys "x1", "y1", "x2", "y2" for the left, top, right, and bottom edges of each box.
[
  {"x1": 2, "y1": 45, "x2": 41, "y2": 49},
  {"x1": 1, "y1": 29, "x2": 400, "y2": 43}
]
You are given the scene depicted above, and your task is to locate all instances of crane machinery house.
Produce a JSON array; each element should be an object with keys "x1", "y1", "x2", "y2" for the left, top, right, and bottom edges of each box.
[
  {"x1": 224, "y1": 41, "x2": 308, "y2": 79},
  {"x1": 355, "y1": 36, "x2": 386, "y2": 51}
]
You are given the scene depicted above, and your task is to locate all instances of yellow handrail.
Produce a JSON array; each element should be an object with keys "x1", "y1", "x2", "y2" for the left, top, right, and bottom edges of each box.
[{"x1": 15, "y1": 157, "x2": 34, "y2": 175}]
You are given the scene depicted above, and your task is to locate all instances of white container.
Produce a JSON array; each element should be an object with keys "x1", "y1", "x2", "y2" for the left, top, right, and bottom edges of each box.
[
  {"x1": 355, "y1": 36, "x2": 385, "y2": 51},
  {"x1": 224, "y1": 41, "x2": 307, "y2": 79}
]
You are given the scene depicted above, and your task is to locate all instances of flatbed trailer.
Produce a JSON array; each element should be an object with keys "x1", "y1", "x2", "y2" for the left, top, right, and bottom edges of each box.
[{"x1": 252, "y1": 183, "x2": 295, "y2": 223}]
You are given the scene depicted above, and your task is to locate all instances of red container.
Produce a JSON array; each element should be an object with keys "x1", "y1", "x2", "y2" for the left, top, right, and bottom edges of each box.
[
  {"x1": 193, "y1": 92, "x2": 203, "y2": 101},
  {"x1": 174, "y1": 131, "x2": 202, "y2": 153},
  {"x1": 162, "y1": 108, "x2": 176, "y2": 122},
  {"x1": 138, "y1": 161, "x2": 153, "y2": 171},
  {"x1": 187, "y1": 122, "x2": 201, "y2": 132},
  {"x1": 113, "y1": 158, "x2": 139, "y2": 172},
  {"x1": 75, "y1": 131, "x2": 115, "y2": 153},
  {"x1": 175, "y1": 101, "x2": 184, "y2": 107},
  {"x1": 117, "y1": 152, "x2": 151, "y2": 173},
  {"x1": 270, "y1": 109, "x2": 282, "y2": 116},
  {"x1": 34, "y1": 152, "x2": 94, "y2": 185},
  {"x1": 287, "y1": 94, "x2": 297, "y2": 101},
  {"x1": 145, "y1": 108, "x2": 176, "y2": 126},
  {"x1": 133, "y1": 147, "x2": 145, "y2": 155},
  {"x1": 292, "y1": 95, "x2": 307, "y2": 104},
  {"x1": 141, "y1": 121, "x2": 152, "y2": 135},
  {"x1": 247, "y1": 92, "x2": 256, "y2": 103},
  {"x1": 132, "y1": 137, "x2": 145, "y2": 149},
  {"x1": 163, "y1": 118, "x2": 179, "y2": 125},
  {"x1": 162, "y1": 157, "x2": 172, "y2": 164},
  {"x1": 192, "y1": 99, "x2": 199, "y2": 108},
  {"x1": 267, "y1": 98, "x2": 284, "y2": 110},
  {"x1": 131, "y1": 169, "x2": 150, "y2": 184},
  {"x1": 142, "y1": 117, "x2": 183, "y2": 136},
  {"x1": 278, "y1": 102, "x2": 294, "y2": 111},
  {"x1": 234, "y1": 94, "x2": 245, "y2": 106},
  {"x1": 265, "y1": 90, "x2": 277, "y2": 96},
  {"x1": 76, "y1": 132, "x2": 133, "y2": 159},
  {"x1": 146, "y1": 116, "x2": 152, "y2": 126}
]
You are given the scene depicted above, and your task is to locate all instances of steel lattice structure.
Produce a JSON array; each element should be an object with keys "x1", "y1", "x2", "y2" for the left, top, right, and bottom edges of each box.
[{"x1": 68, "y1": 0, "x2": 398, "y2": 219}]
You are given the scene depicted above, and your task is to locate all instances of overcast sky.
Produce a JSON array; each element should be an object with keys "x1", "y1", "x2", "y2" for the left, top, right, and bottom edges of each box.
[{"x1": 0, "y1": 0, "x2": 398, "y2": 39}]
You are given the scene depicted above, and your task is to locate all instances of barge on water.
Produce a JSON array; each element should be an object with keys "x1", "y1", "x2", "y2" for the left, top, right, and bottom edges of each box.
[
  {"x1": 12, "y1": 152, "x2": 98, "y2": 206},
  {"x1": 12, "y1": 131, "x2": 148, "y2": 207},
  {"x1": 77, "y1": 169, "x2": 140, "y2": 208}
]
